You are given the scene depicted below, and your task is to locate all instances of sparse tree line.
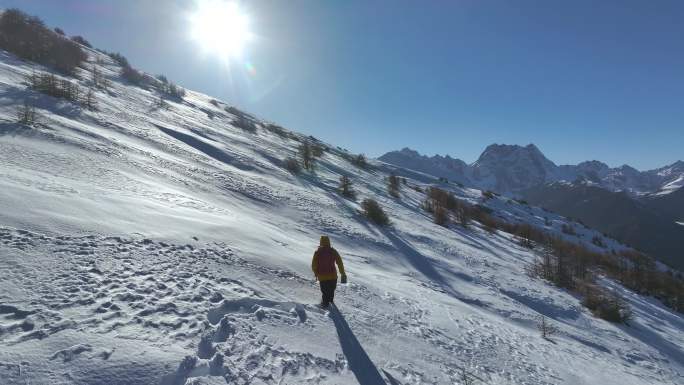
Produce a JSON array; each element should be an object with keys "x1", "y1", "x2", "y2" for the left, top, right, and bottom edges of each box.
[
  {"x1": 17, "y1": 70, "x2": 99, "y2": 124},
  {"x1": 155, "y1": 74, "x2": 186, "y2": 98},
  {"x1": 281, "y1": 140, "x2": 389, "y2": 225},
  {"x1": 283, "y1": 140, "x2": 327, "y2": 173},
  {"x1": 2, "y1": 8, "x2": 192, "y2": 122},
  {"x1": 113, "y1": 54, "x2": 186, "y2": 99},
  {"x1": 0, "y1": 9, "x2": 87, "y2": 75},
  {"x1": 520, "y1": 215, "x2": 682, "y2": 319},
  {"x1": 422, "y1": 186, "x2": 683, "y2": 320}
]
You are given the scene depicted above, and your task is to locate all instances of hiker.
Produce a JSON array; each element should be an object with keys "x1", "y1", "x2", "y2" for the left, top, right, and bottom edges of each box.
[{"x1": 311, "y1": 235, "x2": 347, "y2": 308}]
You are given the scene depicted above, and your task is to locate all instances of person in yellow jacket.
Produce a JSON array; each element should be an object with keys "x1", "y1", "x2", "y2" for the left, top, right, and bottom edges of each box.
[{"x1": 311, "y1": 235, "x2": 347, "y2": 308}]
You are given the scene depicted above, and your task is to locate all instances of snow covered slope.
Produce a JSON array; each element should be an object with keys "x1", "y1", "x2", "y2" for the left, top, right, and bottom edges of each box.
[{"x1": 1, "y1": 48, "x2": 683, "y2": 385}]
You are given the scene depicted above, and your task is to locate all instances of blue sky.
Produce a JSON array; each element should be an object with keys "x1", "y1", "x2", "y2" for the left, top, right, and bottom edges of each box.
[{"x1": 4, "y1": 0, "x2": 683, "y2": 170}]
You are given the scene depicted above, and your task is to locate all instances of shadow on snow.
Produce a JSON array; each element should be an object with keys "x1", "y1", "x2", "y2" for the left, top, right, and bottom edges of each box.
[{"x1": 329, "y1": 305, "x2": 387, "y2": 385}]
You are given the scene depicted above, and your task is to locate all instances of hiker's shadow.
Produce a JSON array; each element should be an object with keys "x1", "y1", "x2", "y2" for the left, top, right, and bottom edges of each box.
[{"x1": 329, "y1": 306, "x2": 387, "y2": 385}]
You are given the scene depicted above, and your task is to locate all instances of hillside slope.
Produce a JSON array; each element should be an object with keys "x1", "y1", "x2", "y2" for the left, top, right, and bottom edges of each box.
[
  {"x1": 523, "y1": 183, "x2": 684, "y2": 270},
  {"x1": 1, "y1": 47, "x2": 683, "y2": 385}
]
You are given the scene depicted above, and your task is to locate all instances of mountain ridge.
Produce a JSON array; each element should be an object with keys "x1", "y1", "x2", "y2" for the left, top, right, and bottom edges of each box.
[{"x1": 379, "y1": 145, "x2": 684, "y2": 196}]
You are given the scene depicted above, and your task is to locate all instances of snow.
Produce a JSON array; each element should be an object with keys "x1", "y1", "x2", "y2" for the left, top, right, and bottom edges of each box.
[
  {"x1": 1, "y1": 47, "x2": 683, "y2": 385},
  {"x1": 656, "y1": 175, "x2": 684, "y2": 195}
]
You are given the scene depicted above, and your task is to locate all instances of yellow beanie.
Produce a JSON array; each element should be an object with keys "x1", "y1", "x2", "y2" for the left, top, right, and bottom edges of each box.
[{"x1": 320, "y1": 235, "x2": 331, "y2": 247}]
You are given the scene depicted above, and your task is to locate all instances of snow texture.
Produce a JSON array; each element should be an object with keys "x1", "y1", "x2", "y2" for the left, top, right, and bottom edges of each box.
[{"x1": 1, "y1": 47, "x2": 683, "y2": 385}]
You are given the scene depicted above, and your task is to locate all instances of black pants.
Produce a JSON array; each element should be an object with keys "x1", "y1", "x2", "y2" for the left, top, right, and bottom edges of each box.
[{"x1": 319, "y1": 279, "x2": 337, "y2": 306}]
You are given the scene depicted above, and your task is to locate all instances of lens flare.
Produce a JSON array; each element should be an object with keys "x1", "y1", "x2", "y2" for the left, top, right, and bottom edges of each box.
[
  {"x1": 190, "y1": 0, "x2": 252, "y2": 60},
  {"x1": 245, "y1": 62, "x2": 257, "y2": 76}
]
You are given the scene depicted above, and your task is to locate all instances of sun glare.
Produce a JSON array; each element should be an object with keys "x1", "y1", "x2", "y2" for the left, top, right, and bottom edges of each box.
[{"x1": 190, "y1": 0, "x2": 252, "y2": 60}]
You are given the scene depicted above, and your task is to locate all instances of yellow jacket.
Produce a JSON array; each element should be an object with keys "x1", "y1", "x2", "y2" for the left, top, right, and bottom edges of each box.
[{"x1": 311, "y1": 236, "x2": 345, "y2": 281}]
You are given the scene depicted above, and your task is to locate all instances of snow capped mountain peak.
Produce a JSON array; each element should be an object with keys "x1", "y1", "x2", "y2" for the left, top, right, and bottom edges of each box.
[
  {"x1": 656, "y1": 160, "x2": 684, "y2": 175},
  {"x1": 378, "y1": 148, "x2": 468, "y2": 183},
  {"x1": 468, "y1": 143, "x2": 557, "y2": 194},
  {"x1": 576, "y1": 160, "x2": 610, "y2": 172},
  {"x1": 381, "y1": 145, "x2": 684, "y2": 196},
  {"x1": 397, "y1": 147, "x2": 421, "y2": 157}
]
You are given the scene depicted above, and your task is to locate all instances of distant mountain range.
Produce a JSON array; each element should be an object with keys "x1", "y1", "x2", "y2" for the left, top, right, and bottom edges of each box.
[
  {"x1": 379, "y1": 144, "x2": 684, "y2": 196},
  {"x1": 380, "y1": 144, "x2": 684, "y2": 268}
]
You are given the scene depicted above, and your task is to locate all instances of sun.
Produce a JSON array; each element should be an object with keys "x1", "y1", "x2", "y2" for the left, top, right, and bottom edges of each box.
[{"x1": 190, "y1": 0, "x2": 252, "y2": 60}]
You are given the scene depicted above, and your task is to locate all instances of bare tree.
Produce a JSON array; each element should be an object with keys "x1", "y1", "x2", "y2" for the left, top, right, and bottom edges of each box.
[
  {"x1": 298, "y1": 141, "x2": 315, "y2": 171},
  {"x1": 83, "y1": 87, "x2": 97, "y2": 110},
  {"x1": 538, "y1": 315, "x2": 557, "y2": 339},
  {"x1": 17, "y1": 101, "x2": 37, "y2": 125},
  {"x1": 434, "y1": 205, "x2": 449, "y2": 227},
  {"x1": 388, "y1": 174, "x2": 401, "y2": 198},
  {"x1": 351, "y1": 153, "x2": 367, "y2": 168},
  {"x1": 338, "y1": 175, "x2": 356, "y2": 199}
]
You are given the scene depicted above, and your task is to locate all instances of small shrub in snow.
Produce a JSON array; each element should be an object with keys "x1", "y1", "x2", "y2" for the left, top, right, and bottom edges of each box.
[
  {"x1": 454, "y1": 206, "x2": 471, "y2": 228},
  {"x1": 537, "y1": 315, "x2": 557, "y2": 339},
  {"x1": 312, "y1": 143, "x2": 325, "y2": 157},
  {"x1": 121, "y1": 65, "x2": 145, "y2": 85},
  {"x1": 16, "y1": 101, "x2": 37, "y2": 126},
  {"x1": 387, "y1": 174, "x2": 401, "y2": 198},
  {"x1": 515, "y1": 223, "x2": 535, "y2": 249},
  {"x1": 284, "y1": 157, "x2": 301, "y2": 174},
  {"x1": 70, "y1": 35, "x2": 91, "y2": 48},
  {"x1": 351, "y1": 153, "x2": 368, "y2": 169},
  {"x1": 433, "y1": 205, "x2": 449, "y2": 227},
  {"x1": 298, "y1": 141, "x2": 315, "y2": 171},
  {"x1": 338, "y1": 175, "x2": 356, "y2": 199},
  {"x1": 90, "y1": 65, "x2": 109, "y2": 90},
  {"x1": 225, "y1": 106, "x2": 252, "y2": 118},
  {"x1": 362, "y1": 198, "x2": 389, "y2": 226},
  {"x1": 83, "y1": 87, "x2": 97, "y2": 110},
  {"x1": 154, "y1": 95, "x2": 169, "y2": 110},
  {"x1": 591, "y1": 235, "x2": 606, "y2": 248},
  {"x1": 425, "y1": 187, "x2": 459, "y2": 211},
  {"x1": 581, "y1": 285, "x2": 632, "y2": 324},
  {"x1": 482, "y1": 190, "x2": 496, "y2": 200},
  {"x1": 156, "y1": 74, "x2": 186, "y2": 98},
  {"x1": 423, "y1": 187, "x2": 473, "y2": 227},
  {"x1": 233, "y1": 116, "x2": 257, "y2": 133},
  {"x1": 54, "y1": 27, "x2": 65, "y2": 36},
  {"x1": 479, "y1": 213, "x2": 499, "y2": 233},
  {"x1": 108, "y1": 52, "x2": 129, "y2": 67},
  {"x1": 265, "y1": 123, "x2": 284, "y2": 136}
]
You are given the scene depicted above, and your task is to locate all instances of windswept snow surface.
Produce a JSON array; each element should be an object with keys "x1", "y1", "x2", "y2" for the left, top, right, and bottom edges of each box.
[{"x1": 1, "y1": 48, "x2": 683, "y2": 385}]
